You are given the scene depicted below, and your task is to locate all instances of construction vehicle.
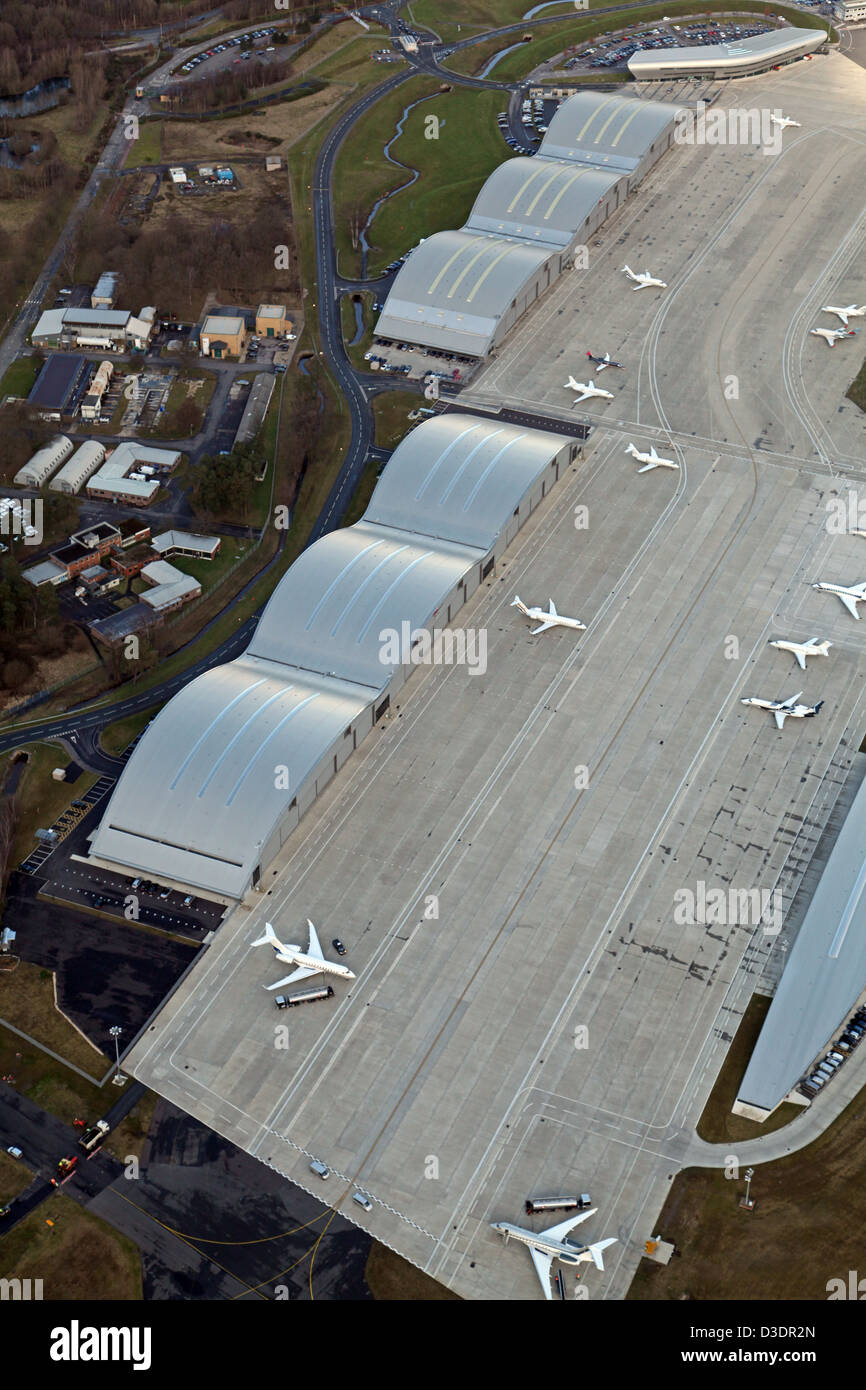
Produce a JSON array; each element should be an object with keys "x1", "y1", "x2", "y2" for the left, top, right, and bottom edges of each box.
[{"x1": 78, "y1": 1120, "x2": 109, "y2": 1154}]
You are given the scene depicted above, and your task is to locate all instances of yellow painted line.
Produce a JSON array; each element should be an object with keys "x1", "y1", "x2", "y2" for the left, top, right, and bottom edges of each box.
[
  {"x1": 466, "y1": 244, "x2": 520, "y2": 304},
  {"x1": 448, "y1": 239, "x2": 503, "y2": 300},
  {"x1": 576, "y1": 94, "x2": 620, "y2": 141},
  {"x1": 427, "y1": 239, "x2": 476, "y2": 296},
  {"x1": 525, "y1": 165, "x2": 569, "y2": 218},
  {"x1": 609, "y1": 101, "x2": 645, "y2": 147},
  {"x1": 595, "y1": 99, "x2": 632, "y2": 145},
  {"x1": 543, "y1": 168, "x2": 587, "y2": 221},
  {"x1": 505, "y1": 161, "x2": 549, "y2": 214}
]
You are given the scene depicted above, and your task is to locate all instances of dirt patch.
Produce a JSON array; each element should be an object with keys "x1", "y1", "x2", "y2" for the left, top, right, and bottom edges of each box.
[{"x1": 220, "y1": 128, "x2": 281, "y2": 149}]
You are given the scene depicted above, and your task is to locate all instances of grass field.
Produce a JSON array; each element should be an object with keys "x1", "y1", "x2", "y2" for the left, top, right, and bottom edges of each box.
[
  {"x1": 628, "y1": 1078, "x2": 866, "y2": 1300},
  {"x1": 373, "y1": 390, "x2": 422, "y2": 448},
  {"x1": 696, "y1": 993, "x2": 801, "y2": 1144},
  {"x1": 407, "y1": 0, "x2": 575, "y2": 43},
  {"x1": 0, "y1": 356, "x2": 41, "y2": 400},
  {"x1": 366, "y1": 1240, "x2": 460, "y2": 1299},
  {"x1": 341, "y1": 460, "x2": 380, "y2": 528},
  {"x1": 0, "y1": 744, "x2": 98, "y2": 870},
  {"x1": 99, "y1": 705, "x2": 164, "y2": 759},
  {"x1": 341, "y1": 290, "x2": 376, "y2": 371},
  {"x1": 846, "y1": 356, "x2": 866, "y2": 413},
  {"x1": 0, "y1": 1149, "x2": 33, "y2": 1206},
  {"x1": 0, "y1": 963, "x2": 108, "y2": 1077},
  {"x1": 127, "y1": 118, "x2": 163, "y2": 166},
  {"x1": 334, "y1": 79, "x2": 511, "y2": 279},
  {"x1": 0, "y1": 1191, "x2": 142, "y2": 1300}
]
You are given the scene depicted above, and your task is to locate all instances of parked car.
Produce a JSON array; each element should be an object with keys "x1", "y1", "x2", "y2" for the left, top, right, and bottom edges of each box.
[
  {"x1": 309, "y1": 1159, "x2": 330, "y2": 1179},
  {"x1": 332, "y1": 938, "x2": 347, "y2": 956},
  {"x1": 6, "y1": 1146, "x2": 22, "y2": 1159}
]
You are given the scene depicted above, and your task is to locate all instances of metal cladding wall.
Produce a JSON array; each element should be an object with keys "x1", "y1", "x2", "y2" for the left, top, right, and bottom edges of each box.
[
  {"x1": 375, "y1": 92, "x2": 681, "y2": 358},
  {"x1": 50, "y1": 440, "x2": 107, "y2": 494},
  {"x1": 87, "y1": 415, "x2": 581, "y2": 899},
  {"x1": 627, "y1": 26, "x2": 825, "y2": 80}
]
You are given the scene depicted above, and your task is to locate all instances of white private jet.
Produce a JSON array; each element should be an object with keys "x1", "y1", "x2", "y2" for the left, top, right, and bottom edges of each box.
[
  {"x1": 621, "y1": 264, "x2": 667, "y2": 291},
  {"x1": 491, "y1": 1210, "x2": 617, "y2": 1300},
  {"x1": 511, "y1": 596, "x2": 586, "y2": 635},
  {"x1": 769, "y1": 636, "x2": 832, "y2": 670},
  {"x1": 810, "y1": 326, "x2": 859, "y2": 347},
  {"x1": 625, "y1": 441, "x2": 679, "y2": 473},
  {"x1": 564, "y1": 376, "x2": 613, "y2": 403},
  {"x1": 741, "y1": 691, "x2": 823, "y2": 730},
  {"x1": 822, "y1": 304, "x2": 866, "y2": 327},
  {"x1": 812, "y1": 579, "x2": 866, "y2": 619},
  {"x1": 252, "y1": 920, "x2": 355, "y2": 990},
  {"x1": 769, "y1": 113, "x2": 801, "y2": 131}
]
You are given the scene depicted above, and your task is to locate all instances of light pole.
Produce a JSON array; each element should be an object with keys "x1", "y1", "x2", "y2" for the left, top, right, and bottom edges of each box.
[
  {"x1": 742, "y1": 1166, "x2": 755, "y2": 1211},
  {"x1": 109, "y1": 1026, "x2": 123, "y2": 1081}
]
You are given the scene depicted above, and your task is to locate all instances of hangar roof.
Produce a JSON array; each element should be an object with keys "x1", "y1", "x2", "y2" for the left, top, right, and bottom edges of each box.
[
  {"x1": 465, "y1": 158, "x2": 623, "y2": 248},
  {"x1": 87, "y1": 414, "x2": 573, "y2": 898},
  {"x1": 375, "y1": 229, "x2": 553, "y2": 356},
  {"x1": 248, "y1": 522, "x2": 480, "y2": 690},
  {"x1": 539, "y1": 92, "x2": 682, "y2": 173},
  {"x1": 365, "y1": 413, "x2": 569, "y2": 550},
  {"x1": 628, "y1": 26, "x2": 824, "y2": 77},
  {"x1": 738, "y1": 763, "x2": 866, "y2": 1114}
]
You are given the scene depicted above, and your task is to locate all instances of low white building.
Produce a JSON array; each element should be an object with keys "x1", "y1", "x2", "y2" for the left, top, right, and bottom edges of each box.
[{"x1": 14, "y1": 435, "x2": 73, "y2": 487}]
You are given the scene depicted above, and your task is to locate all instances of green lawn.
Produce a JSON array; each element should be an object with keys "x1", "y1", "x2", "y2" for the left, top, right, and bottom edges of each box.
[
  {"x1": 373, "y1": 390, "x2": 423, "y2": 449},
  {"x1": 334, "y1": 79, "x2": 511, "y2": 279},
  {"x1": 407, "y1": 0, "x2": 576, "y2": 43},
  {"x1": 99, "y1": 705, "x2": 164, "y2": 758},
  {"x1": 341, "y1": 460, "x2": 380, "y2": 528},
  {"x1": 342, "y1": 290, "x2": 376, "y2": 370},
  {"x1": 126, "y1": 118, "x2": 163, "y2": 167},
  {"x1": 0, "y1": 356, "x2": 41, "y2": 400}
]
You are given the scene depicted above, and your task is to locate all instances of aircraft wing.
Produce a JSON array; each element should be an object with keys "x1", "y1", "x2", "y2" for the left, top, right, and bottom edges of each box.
[
  {"x1": 528, "y1": 1245, "x2": 555, "y2": 1299},
  {"x1": 839, "y1": 593, "x2": 861, "y2": 619},
  {"x1": 773, "y1": 710, "x2": 788, "y2": 730},
  {"x1": 793, "y1": 649, "x2": 807, "y2": 670},
  {"x1": 541, "y1": 1209, "x2": 596, "y2": 1242},
  {"x1": 780, "y1": 692, "x2": 803, "y2": 709},
  {"x1": 305, "y1": 919, "x2": 324, "y2": 959},
  {"x1": 267, "y1": 966, "x2": 318, "y2": 990},
  {"x1": 573, "y1": 388, "x2": 591, "y2": 402},
  {"x1": 638, "y1": 461, "x2": 659, "y2": 473},
  {"x1": 588, "y1": 1238, "x2": 617, "y2": 1271},
  {"x1": 530, "y1": 621, "x2": 556, "y2": 635}
]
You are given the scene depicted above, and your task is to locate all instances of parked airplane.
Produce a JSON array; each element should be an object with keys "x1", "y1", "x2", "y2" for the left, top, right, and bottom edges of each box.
[
  {"x1": 252, "y1": 920, "x2": 355, "y2": 990},
  {"x1": 621, "y1": 264, "x2": 667, "y2": 291},
  {"x1": 586, "y1": 350, "x2": 623, "y2": 372},
  {"x1": 810, "y1": 326, "x2": 859, "y2": 347},
  {"x1": 769, "y1": 113, "x2": 801, "y2": 130},
  {"x1": 812, "y1": 579, "x2": 866, "y2": 619},
  {"x1": 741, "y1": 692, "x2": 823, "y2": 730},
  {"x1": 625, "y1": 442, "x2": 678, "y2": 473},
  {"x1": 769, "y1": 636, "x2": 832, "y2": 670},
  {"x1": 511, "y1": 596, "x2": 586, "y2": 635},
  {"x1": 564, "y1": 376, "x2": 613, "y2": 403},
  {"x1": 821, "y1": 304, "x2": 866, "y2": 327},
  {"x1": 491, "y1": 1210, "x2": 617, "y2": 1299}
]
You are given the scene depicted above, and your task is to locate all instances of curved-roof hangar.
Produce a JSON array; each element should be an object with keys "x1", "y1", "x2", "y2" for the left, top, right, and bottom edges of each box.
[{"x1": 88, "y1": 414, "x2": 580, "y2": 899}]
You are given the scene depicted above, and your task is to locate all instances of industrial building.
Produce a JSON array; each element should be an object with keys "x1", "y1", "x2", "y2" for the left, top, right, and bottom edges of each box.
[
  {"x1": 833, "y1": 0, "x2": 866, "y2": 18},
  {"x1": 80, "y1": 361, "x2": 114, "y2": 421},
  {"x1": 140, "y1": 559, "x2": 201, "y2": 613},
  {"x1": 234, "y1": 373, "x2": 274, "y2": 446},
  {"x1": 628, "y1": 26, "x2": 826, "y2": 80},
  {"x1": 151, "y1": 529, "x2": 220, "y2": 560},
  {"x1": 31, "y1": 306, "x2": 156, "y2": 352},
  {"x1": 14, "y1": 434, "x2": 73, "y2": 487},
  {"x1": 200, "y1": 315, "x2": 247, "y2": 359},
  {"x1": 49, "y1": 440, "x2": 107, "y2": 495},
  {"x1": 87, "y1": 413, "x2": 581, "y2": 898},
  {"x1": 374, "y1": 91, "x2": 681, "y2": 360},
  {"x1": 91, "y1": 271, "x2": 118, "y2": 309},
  {"x1": 26, "y1": 354, "x2": 88, "y2": 420},
  {"x1": 255, "y1": 304, "x2": 288, "y2": 337},
  {"x1": 86, "y1": 442, "x2": 181, "y2": 506}
]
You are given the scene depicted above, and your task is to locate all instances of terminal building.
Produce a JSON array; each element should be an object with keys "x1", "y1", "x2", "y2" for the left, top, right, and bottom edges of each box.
[
  {"x1": 374, "y1": 92, "x2": 681, "y2": 362},
  {"x1": 736, "y1": 764, "x2": 866, "y2": 1120},
  {"x1": 87, "y1": 413, "x2": 582, "y2": 898},
  {"x1": 628, "y1": 25, "x2": 826, "y2": 81}
]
